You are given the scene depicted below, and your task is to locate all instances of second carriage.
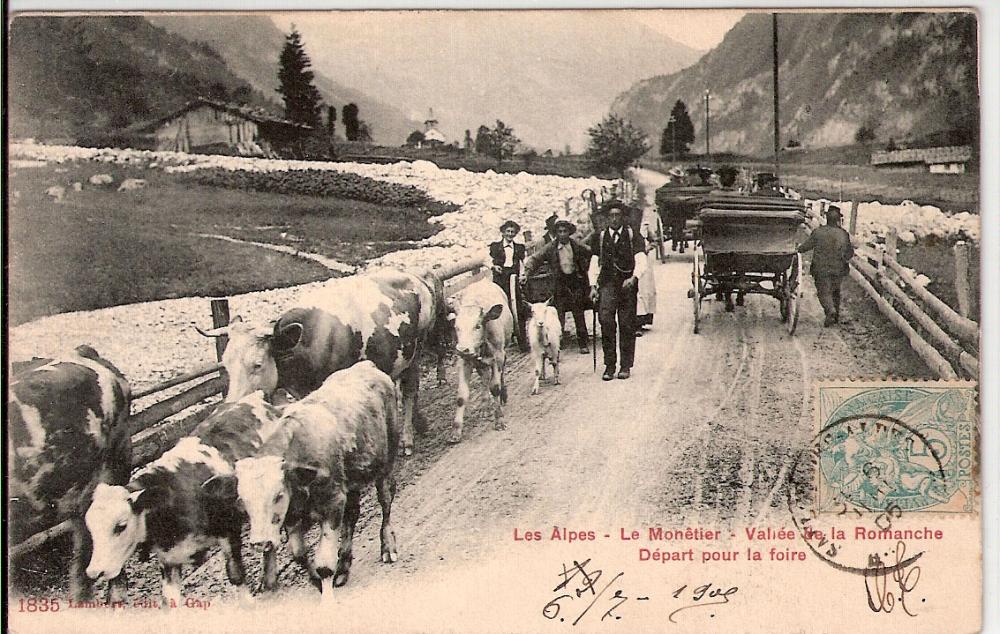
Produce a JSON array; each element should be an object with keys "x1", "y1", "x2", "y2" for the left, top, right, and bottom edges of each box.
[{"x1": 689, "y1": 193, "x2": 807, "y2": 335}]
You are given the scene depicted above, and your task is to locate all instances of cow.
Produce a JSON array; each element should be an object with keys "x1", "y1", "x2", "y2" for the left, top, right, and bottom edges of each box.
[
  {"x1": 8, "y1": 345, "x2": 132, "y2": 603},
  {"x1": 526, "y1": 300, "x2": 561, "y2": 395},
  {"x1": 234, "y1": 361, "x2": 400, "y2": 597},
  {"x1": 198, "y1": 267, "x2": 449, "y2": 456},
  {"x1": 83, "y1": 392, "x2": 282, "y2": 606},
  {"x1": 447, "y1": 278, "x2": 514, "y2": 443}
]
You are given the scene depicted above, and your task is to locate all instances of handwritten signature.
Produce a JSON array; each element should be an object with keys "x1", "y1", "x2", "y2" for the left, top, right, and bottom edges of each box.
[
  {"x1": 668, "y1": 583, "x2": 739, "y2": 623},
  {"x1": 865, "y1": 541, "x2": 922, "y2": 616},
  {"x1": 542, "y1": 558, "x2": 634, "y2": 625}
]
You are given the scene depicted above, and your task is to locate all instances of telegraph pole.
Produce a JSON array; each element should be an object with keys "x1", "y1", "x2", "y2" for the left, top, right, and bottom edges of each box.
[
  {"x1": 669, "y1": 115, "x2": 677, "y2": 163},
  {"x1": 704, "y1": 89, "x2": 711, "y2": 163},
  {"x1": 772, "y1": 13, "x2": 780, "y2": 175}
]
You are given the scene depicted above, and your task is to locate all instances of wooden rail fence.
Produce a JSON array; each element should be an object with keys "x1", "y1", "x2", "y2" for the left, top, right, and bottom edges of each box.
[
  {"x1": 805, "y1": 200, "x2": 979, "y2": 381},
  {"x1": 11, "y1": 259, "x2": 488, "y2": 559}
]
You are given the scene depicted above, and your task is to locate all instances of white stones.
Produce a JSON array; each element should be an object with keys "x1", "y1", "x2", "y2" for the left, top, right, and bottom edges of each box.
[
  {"x1": 117, "y1": 178, "x2": 147, "y2": 192},
  {"x1": 90, "y1": 173, "x2": 114, "y2": 185}
]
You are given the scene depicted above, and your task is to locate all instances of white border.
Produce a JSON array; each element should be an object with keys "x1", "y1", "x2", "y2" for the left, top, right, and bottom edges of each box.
[{"x1": 5, "y1": 2, "x2": 999, "y2": 631}]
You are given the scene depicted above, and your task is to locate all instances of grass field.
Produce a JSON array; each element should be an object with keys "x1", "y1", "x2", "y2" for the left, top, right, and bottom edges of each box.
[
  {"x1": 7, "y1": 162, "x2": 446, "y2": 325},
  {"x1": 897, "y1": 241, "x2": 981, "y2": 320}
]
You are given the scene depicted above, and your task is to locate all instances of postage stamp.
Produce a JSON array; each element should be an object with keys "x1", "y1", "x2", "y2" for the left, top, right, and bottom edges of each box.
[{"x1": 814, "y1": 381, "x2": 977, "y2": 515}]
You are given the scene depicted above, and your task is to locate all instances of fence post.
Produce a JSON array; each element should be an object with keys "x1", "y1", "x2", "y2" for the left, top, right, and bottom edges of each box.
[
  {"x1": 210, "y1": 298, "x2": 230, "y2": 397},
  {"x1": 953, "y1": 241, "x2": 972, "y2": 318},
  {"x1": 848, "y1": 200, "x2": 859, "y2": 235},
  {"x1": 885, "y1": 229, "x2": 898, "y2": 263}
]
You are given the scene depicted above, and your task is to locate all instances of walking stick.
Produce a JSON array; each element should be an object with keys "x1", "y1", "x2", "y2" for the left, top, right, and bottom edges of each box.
[{"x1": 592, "y1": 297, "x2": 598, "y2": 373}]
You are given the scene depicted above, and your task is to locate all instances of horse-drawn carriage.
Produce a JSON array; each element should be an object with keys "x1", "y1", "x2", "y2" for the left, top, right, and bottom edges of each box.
[
  {"x1": 689, "y1": 193, "x2": 807, "y2": 335},
  {"x1": 654, "y1": 184, "x2": 714, "y2": 257}
]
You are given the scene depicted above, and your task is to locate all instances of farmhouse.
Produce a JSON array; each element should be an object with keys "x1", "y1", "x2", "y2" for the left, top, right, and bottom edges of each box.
[
  {"x1": 870, "y1": 145, "x2": 973, "y2": 174},
  {"x1": 134, "y1": 98, "x2": 313, "y2": 156}
]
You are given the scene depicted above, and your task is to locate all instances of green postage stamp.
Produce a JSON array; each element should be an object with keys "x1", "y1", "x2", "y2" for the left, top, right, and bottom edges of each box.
[{"x1": 814, "y1": 381, "x2": 978, "y2": 514}]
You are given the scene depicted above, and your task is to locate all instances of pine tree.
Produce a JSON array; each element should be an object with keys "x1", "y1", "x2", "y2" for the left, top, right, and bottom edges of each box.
[
  {"x1": 326, "y1": 105, "x2": 337, "y2": 137},
  {"x1": 277, "y1": 27, "x2": 322, "y2": 128},
  {"x1": 660, "y1": 100, "x2": 695, "y2": 158}
]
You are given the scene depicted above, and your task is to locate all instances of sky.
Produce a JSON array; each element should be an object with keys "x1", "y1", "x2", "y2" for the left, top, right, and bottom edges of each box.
[{"x1": 273, "y1": 9, "x2": 745, "y2": 52}]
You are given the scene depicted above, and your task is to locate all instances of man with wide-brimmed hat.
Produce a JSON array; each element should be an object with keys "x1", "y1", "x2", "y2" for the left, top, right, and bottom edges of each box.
[
  {"x1": 797, "y1": 205, "x2": 855, "y2": 326},
  {"x1": 522, "y1": 218, "x2": 592, "y2": 353},
  {"x1": 489, "y1": 219, "x2": 529, "y2": 350},
  {"x1": 588, "y1": 202, "x2": 647, "y2": 380},
  {"x1": 542, "y1": 213, "x2": 559, "y2": 244}
]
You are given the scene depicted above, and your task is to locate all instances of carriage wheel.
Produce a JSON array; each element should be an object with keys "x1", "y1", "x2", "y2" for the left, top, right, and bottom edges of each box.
[
  {"x1": 785, "y1": 252, "x2": 802, "y2": 335},
  {"x1": 692, "y1": 249, "x2": 703, "y2": 334}
]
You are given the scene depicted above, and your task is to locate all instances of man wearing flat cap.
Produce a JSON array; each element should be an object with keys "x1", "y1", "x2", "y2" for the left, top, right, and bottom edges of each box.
[
  {"x1": 797, "y1": 205, "x2": 855, "y2": 326},
  {"x1": 489, "y1": 219, "x2": 530, "y2": 351},
  {"x1": 522, "y1": 219, "x2": 593, "y2": 354},
  {"x1": 588, "y1": 202, "x2": 647, "y2": 381}
]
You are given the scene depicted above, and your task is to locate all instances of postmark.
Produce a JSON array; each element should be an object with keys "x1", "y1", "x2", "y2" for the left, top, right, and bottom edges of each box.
[{"x1": 785, "y1": 381, "x2": 977, "y2": 576}]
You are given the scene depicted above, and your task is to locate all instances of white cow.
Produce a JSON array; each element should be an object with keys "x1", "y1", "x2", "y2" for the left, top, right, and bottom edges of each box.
[
  {"x1": 527, "y1": 300, "x2": 561, "y2": 395},
  {"x1": 447, "y1": 279, "x2": 513, "y2": 442}
]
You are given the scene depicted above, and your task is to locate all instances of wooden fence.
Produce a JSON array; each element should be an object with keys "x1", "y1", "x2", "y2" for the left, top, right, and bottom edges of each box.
[
  {"x1": 11, "y1": 259, "x2": 489, "y2": 559},
  {"x1": 805, "y1": 201, "x2": 979, "y2": 380}
]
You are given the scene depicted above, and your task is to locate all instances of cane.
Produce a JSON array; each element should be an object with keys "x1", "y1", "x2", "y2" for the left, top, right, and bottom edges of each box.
[{"x1": 592, "y1": 295, "x2": 598, "y2": 373}]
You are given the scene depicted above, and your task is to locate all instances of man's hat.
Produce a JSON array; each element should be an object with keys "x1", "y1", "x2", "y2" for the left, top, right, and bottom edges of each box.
[
  {"x1": 545, "y1": 213, "x2": 559, "y2": 229},
  {"x1": 553, "y1": 219, "x2": 576, "y2": 235},
  {"x1": 602, "y1": 200, "x2": 627, "y2": 214},
  {"x1": 668, "y1": 167, "x2": 685, "y2": 178},
  {"x1": 825, "y1": 205, "x2": 843, "y2": 219},
  {"x1": 499, "y1": 220, "x2": 521, "y2": 233}
]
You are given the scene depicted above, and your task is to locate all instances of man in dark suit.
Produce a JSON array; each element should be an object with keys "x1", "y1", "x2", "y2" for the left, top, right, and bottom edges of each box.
[
  {"x1": 797, "y1": 206, "x2": 855, "y2": 326},
  {"x1": 489, "y1": 219, "x2": 529, "y2": 351},
  {"x1": 522, "y1": 219, "x2": 592, "y2": 353},
  {"x1": 588, "y1": 203, "x2": 647, "y2": 380}
]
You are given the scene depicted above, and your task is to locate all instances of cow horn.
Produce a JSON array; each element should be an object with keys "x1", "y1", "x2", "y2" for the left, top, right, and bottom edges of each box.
[{"x1": 194, "y1": 324, "x2": 230, "y2": 338}]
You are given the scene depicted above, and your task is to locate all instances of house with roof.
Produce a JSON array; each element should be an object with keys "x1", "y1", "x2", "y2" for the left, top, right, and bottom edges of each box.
[
  {"x1": 870, "y1": 145, "x2": 973, "y2": 174},
  {"x1": 130, "y1": 98, "x2": 313, "y2": 156}
]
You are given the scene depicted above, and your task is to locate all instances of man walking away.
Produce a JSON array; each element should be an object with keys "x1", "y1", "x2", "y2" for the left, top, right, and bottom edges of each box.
[
  {"x1": 489, "y1": 220, "x2": 530, "y2": 351},
  {"x1": 522, "y1": 220, "x2": 592, "y2": 354},
  {"x1": 588, "y1": 203, "x2": 647, "y2": 381},
  {"x1": 797, "y1": 206, "x2": 855, "y2": 327}
]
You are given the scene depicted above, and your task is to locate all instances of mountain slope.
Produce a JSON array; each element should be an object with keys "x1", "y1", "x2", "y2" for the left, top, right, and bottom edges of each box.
[
  {"x1": 612, "y1": 11, "x2": 978, "y2": 156},
  {"x1": 147, "y1": 15, "x2": 420, "y2": 145},
  {"x1": 8, "y1": 16, "x2": 268, "y2": 140},
  {"x1": 278, "y1": 11, "x2": 703, "y2": 151}
]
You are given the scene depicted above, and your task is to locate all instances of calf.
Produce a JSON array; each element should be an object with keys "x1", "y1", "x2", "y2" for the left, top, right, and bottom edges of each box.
[
  {"x1": 527, "y1": 300, "x2": 561, "y2": 395},
  {"x1": 235, "y1": 361, "x2": 400, "y2": 597},
  {"x1": 8, "y1": 346, "x2": 131, "y2": 602},
  {"x1": 198, "y1": 267, "x2": 446, "y2": 456},
  {"x1": 84, "y1": 392, "x2": 281, "y2": 606},
  {"x1": 447, "y1": 279, "x2": 514, "y2": 443}
]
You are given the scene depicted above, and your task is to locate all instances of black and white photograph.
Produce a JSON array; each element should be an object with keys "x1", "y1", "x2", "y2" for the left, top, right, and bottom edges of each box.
[{"x1": 4, "y1": 4, "x2": 993, "y2": 632}]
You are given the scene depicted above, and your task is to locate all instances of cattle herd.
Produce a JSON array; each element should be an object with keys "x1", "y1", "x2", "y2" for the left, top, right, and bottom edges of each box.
[{"x1": 8, "y1": 266, "x2": 567, "y2": 605}]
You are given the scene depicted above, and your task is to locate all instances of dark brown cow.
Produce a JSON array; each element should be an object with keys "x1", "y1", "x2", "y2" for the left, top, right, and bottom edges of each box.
[
  {"x1": 8, "y1": 345, "x2": 131, "y2": 602},
  {"x1": 200, "y1": 268, "x2": 449, "y2": 456}
]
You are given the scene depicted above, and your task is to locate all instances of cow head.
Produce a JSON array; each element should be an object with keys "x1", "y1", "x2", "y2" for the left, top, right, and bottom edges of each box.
[
  {"x1": 197, "y1": 316, "x2": 279, "y2": 402},
  {"x1": 234, "y1": 455, "x2": 289, "y2": 546},
  {"x1": 85, "y1": 483, "x2": 149, "y2": 581},
  {"x1": 449, "y1": 302, "x2": 504, "y2": 357}
]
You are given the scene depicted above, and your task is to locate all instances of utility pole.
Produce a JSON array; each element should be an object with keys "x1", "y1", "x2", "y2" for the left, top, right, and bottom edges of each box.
[
  {"x1": 772, "y1": 13, "x2": 780, "y2": 175},
  {"x1": 704, "y1": 89, "x2": 711, "y2": 163},
  {"x1": 669, "y1": 114, "x2": 677, "y2": 163}
]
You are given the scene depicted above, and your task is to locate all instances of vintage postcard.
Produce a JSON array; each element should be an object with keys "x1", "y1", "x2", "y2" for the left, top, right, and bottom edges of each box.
[{"x1": 5, "y1": 6, "x2": 987, "y2": 633}]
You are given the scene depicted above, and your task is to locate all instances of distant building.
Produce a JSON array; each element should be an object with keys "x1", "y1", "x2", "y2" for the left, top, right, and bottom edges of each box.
[
  {"x1": 131, "y1": 98, "x2": 313, "y2": 156},
  {"x1": 870, "y1": 145, "x2": 972, "y2": 174},
  {"x1": 422, "y1": 108, "x2": 447, "y2": 146}
]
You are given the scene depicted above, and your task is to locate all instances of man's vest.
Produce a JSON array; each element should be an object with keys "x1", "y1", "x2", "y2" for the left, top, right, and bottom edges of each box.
[{"x1": 597, "y1": 226, "x2": 635, "y2": 285}]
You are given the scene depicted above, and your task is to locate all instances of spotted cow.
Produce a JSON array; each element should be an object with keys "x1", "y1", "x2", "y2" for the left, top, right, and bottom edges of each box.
[
  {"x1": 235, "y1": 361, "x2": 400, "y2": 597},
  {"x1": 8, "y1": 345, "x2": 131, "y2": 602},
  {"x1": 198, "y1": 267, "x2": 449, "y2": 456},
  {"x1": 84, "y1": 392, "x2": 282, "y2": 606},
  {"x1": 447, "y1": 278, "x2": 514, "y2": 443}
]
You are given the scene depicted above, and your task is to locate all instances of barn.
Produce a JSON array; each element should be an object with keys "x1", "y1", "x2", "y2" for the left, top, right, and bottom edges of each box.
[
  {"x1": 134, "y1": 98, "x2": 313, "y2": 156},
  {"x1": 870, "y1": 145, "x2": 973, "y2": 174}
]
